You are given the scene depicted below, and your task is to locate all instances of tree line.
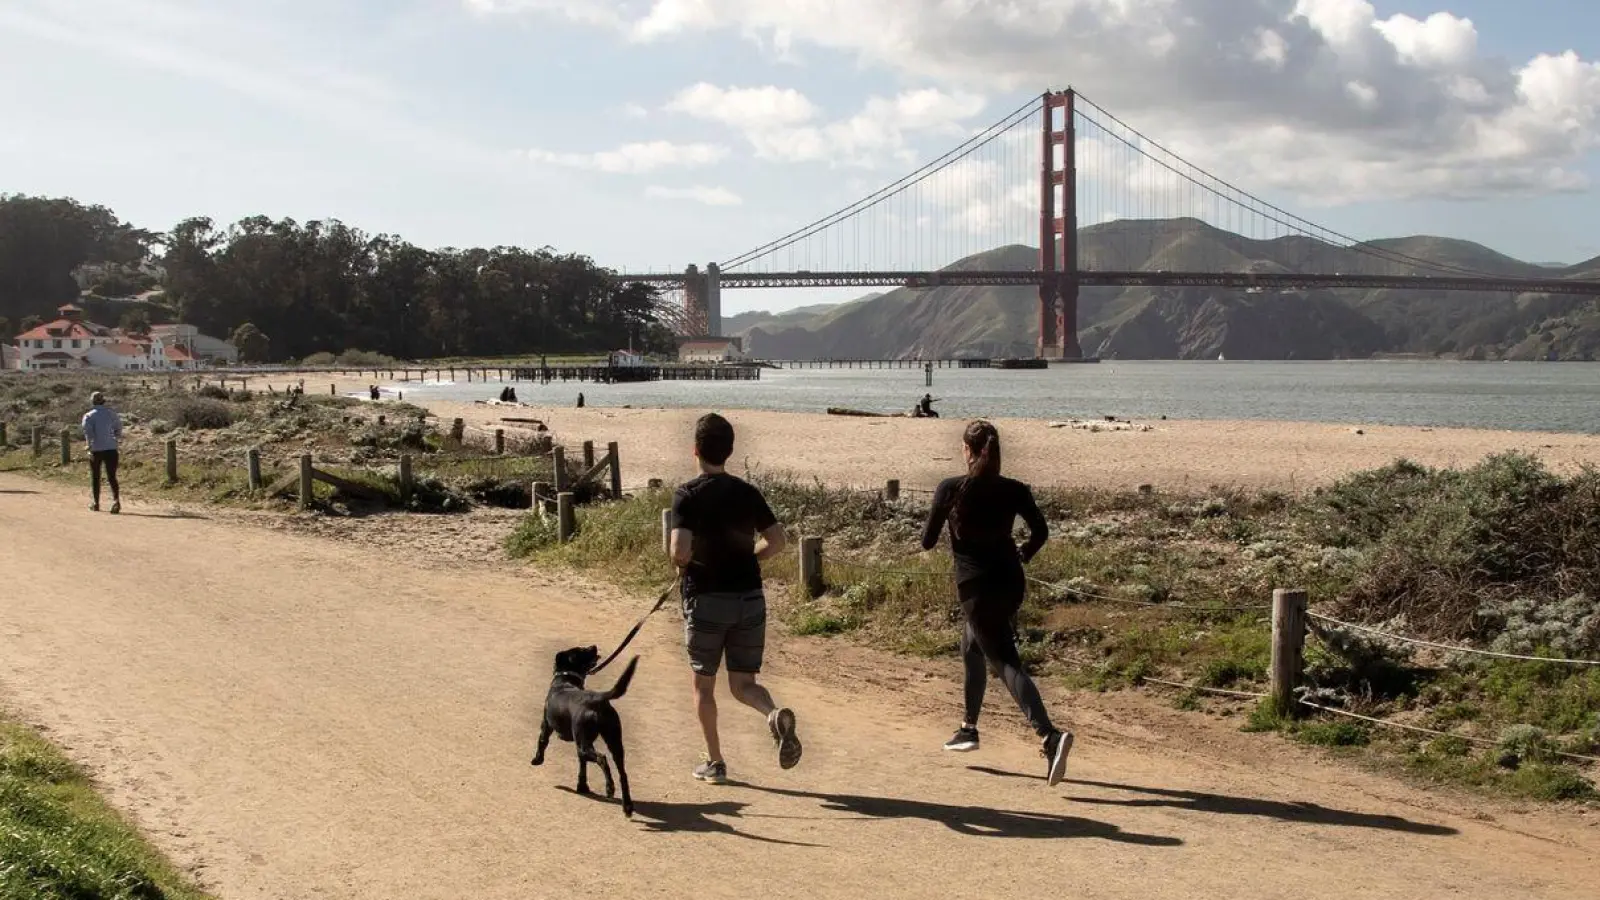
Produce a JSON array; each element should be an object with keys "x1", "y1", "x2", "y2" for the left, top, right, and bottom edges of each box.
[{"x1": 0, "y1": 194, "x2": 673, "y2": 362}]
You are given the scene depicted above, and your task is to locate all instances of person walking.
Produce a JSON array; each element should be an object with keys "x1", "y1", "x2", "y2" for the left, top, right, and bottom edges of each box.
[
  {"x1": 81, "y1": 391, "x2": 123, "y2": 514},
  {"x1": 920, "y1": 420, "x2": 1073, "y2": 785},
  {"x1": 667, "y1": 412, "x2": 802, "y2": 784}
]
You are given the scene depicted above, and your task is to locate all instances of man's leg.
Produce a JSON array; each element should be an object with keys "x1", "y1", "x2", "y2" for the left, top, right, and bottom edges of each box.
[
  {"x1": 693, "y1": 671, "x2": 722, "y2": 762},
  {"x1": 88, "y1": 452, "x2": 103, "y2": 509},
  {"x1": 685, "y1": 598, "x2": 732, "y2": 781},
  {"x1": 105, "y1": 450, "x2": 120, "y2": 508},
  {"x1": 724, "y1": 592, "x2": 801, "y2": 769}
]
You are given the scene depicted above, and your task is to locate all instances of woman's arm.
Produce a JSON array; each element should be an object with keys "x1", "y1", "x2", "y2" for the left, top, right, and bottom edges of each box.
[
  {"x1": 920, "y1": 480, "x2": 953, "y2": 550},
  {"x1": 1017, "y1": 484, "x2": 1048, "y2": 563}
]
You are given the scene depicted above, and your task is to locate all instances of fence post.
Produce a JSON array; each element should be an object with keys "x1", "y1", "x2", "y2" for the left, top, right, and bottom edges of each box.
[
  {"x1": 247, "y1": 447, "x2": 262, "y2": 490},
  {"x1": 331, "y1": 384, "x2": 336, "y2": 395},
  {"x1": 451, "y1": 418, "x2": 465, "y2": 442},
  {"x1": 165, "y1": 440, "x2": 178, "y2": 484},
  {"x1": 1270, "y1": 588, "x2": 1308, "y2": 718},
  {"x1": 582, "y1": 440, "x2": 595, "y2": 469},
  {"x1": 885, "y1": 479, "x2": 900, "y2": 501},
  {"x1": 799, "y1": 536, "x2": 824, "y2": 599},
  {"x1": 58, "y1": 428, "x2": 71, "y2": 466},
  {"x1": 494, "y1": 429, "x2": 506, "y2": 455},
  {"x1": 0, "y1": 422, "x2": 8, "y2": 446},
  {"x1": 557, "y1": 491, "x2": 576, "y2": 542},
  {"x1": 552, "y1": 446, "x2": 568, "y2": 493},
  {"x1": 377, "y1": 415, "x2": 386, "y2": 427},
  {"x1": 532, "y1": 480, "x2": 551, "y2": 516},
  {"x1": 607, "y1": 442, "x2": 622, "y2": 498},
  {"x1": 32, "y1": 426, "x2": 43, "y2": 456},
  {"x1": 398, "y1": 454, "x2": 413, "y2": 502},
  {"x1": 661, "y1": 508, "x2": 672, "y2": 555},
  {"x1": 299, "y1": 453, "x2": 314, "y2": 509}
]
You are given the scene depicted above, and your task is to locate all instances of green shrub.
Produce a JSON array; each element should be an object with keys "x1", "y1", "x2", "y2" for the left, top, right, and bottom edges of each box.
[{"x1": 167, "y1": 397, "x2": 233, "y2": 430}]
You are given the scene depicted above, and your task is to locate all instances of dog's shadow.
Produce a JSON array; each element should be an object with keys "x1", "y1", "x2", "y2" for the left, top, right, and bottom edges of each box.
[{"x1": 555, "y1": 785, "x2": 821, "y2": 846}]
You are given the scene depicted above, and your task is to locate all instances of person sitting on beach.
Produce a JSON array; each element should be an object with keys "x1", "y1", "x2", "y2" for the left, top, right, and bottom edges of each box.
[
  {"x1": 915, "y1": 394, "x2": 939, "y2": 418},
  {"x1": 576, "y1": 392, "x2": 585, "y2": 408},
  {"x1": 506, "y1": 387, "x2": 518, "y2": 403},
  {"x1": 668, "y1": 413, "x2": 802, "y2": 784},
  {"x1": 370, "y1": 385, "x2": 381, "y2": 401},
  {"x1": 920, "y1": 419, "x2": 1073, "y2": 786}
]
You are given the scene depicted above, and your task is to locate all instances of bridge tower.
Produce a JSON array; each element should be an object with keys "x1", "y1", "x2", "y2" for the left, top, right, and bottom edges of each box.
[
  {"x1": 705, "y1": 262, "x2": 722, "y2": 337},
  {"x1": 1039, "y1": 89, "x2": 1084, "y2": 360},
  {"x1": 682, "y1": 264, "x2": 707, "y2": 335}
]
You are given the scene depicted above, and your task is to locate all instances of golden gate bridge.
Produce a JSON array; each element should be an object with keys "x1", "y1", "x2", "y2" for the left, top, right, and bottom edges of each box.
[{"x1": 619, "y1": 88, "x2": 1600, "y2": 359}]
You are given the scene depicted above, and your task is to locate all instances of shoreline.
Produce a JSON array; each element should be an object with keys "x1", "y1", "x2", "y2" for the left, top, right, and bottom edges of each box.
[{"x1": 257, "y1": 373, "x2": 1600, "y2": 491}]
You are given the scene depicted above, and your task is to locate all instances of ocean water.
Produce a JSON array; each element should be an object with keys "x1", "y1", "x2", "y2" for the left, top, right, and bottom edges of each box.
[{"x1": 382, "y1": 361, "x2": 1600, "y2": 434}]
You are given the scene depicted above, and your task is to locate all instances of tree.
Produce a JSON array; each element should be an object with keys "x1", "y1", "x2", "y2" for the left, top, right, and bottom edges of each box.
[
  {"x1": 230, "y1": 322, "x2": 270, "y2": 362},
  {"x1": 0, "y1": 316, "x2": 11, "y2": 342},
  {"x1": 118, "y1": 308, "x2": 151, "y2": 335},
  {"x1": 18, "y1": 315, "x2": 42, "y2": 335}
]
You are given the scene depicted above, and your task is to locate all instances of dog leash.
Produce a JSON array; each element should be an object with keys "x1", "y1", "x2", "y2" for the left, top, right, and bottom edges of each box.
[{"x1": 589, "y1": 576, "x2": 681, "y2": 675}]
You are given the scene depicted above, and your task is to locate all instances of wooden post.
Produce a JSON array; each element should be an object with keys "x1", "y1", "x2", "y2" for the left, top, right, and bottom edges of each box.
[
  {"x1": 247, "y1": 447, "x2": 262, "y2": 490},
  {"x1": 607, "y1": 442, "x2": 622, "y2": 498},
  {"x1": 1270, "y1": 588, "x2": 1308, "y2": 718},
  {"x1": 398, "y1": 454, "x2": 413, "y2": 502},
  {"x1": 495, "y1": 429, "x2": 506, "y2": 455},
  {"x1": 451, "y1": 418, "x2": 465, "y2": 442},
  {"x1": 165, "y1": 440, "x2": 178, "y2": 484},
  {"x1": 0, "y1": 422, "x2": 7, "y2": 446},
  {"x1": 661, "y1": 507, "x2": 672, "y2": 554},
  {"x1": 299, "y1": 454, "x2": 314, "y2": 509},
  {"x1": 885, "y1": 479, "x2": 900, "y2": 501},
  {"x1": 925, "y1": 363, "x2": 933, "y2": 387},
  {"x1": 552, "y1": 446, "x2": 568, "y2": 493},
  {"x1": 331, "y1": 384, "x2": 336, "y2": 395},
  {"x1": 59, "y1": 428, "x2": 71, "y2": 465},
  {"x1": 557, "y1": 491, "x2": 576, "y2": 542},
  {"x1": 377, "y1": 415, "x2": 386, "y2": 427},
  {"x1": 32, "y1": 425, "x2": 43, "y2": 456},
  {"x1": 532, "y1": 481, "x2": 551, "y2": 516},
  {"x1": 799, "y1": 536, "x2": 824, "y2": 598},
  {"x1": 582, "y1": 440, "x2": 595, "y2": 469}
]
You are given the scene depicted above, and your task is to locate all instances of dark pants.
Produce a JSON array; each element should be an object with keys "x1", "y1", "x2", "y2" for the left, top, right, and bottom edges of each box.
[
  {"x1": 958, "y1": 574, "x2": 1055, "y2": 738},
  {"x1": 90, "y1": 449, "x2": 120, "y2": 503}
]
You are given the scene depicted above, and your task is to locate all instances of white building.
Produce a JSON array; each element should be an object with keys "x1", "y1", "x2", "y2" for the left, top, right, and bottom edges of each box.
[
  {"x1": 12, "y1": 305, "x2": 115, "y2": 370},
  {"x1": 0, "y1": 344, "x2": 18, "y2": 370},
  {"x1": 678, "y1": 337, "x2": 747, "y2": 363},
  {"x1": 85, "y1": 340, "x2": 160, "y2": 370},
  {"x1": 149, "y1": 323, "x2": 238, "y2": 366},
  {"x1": 609, "y1": 349, "x2": 647, "y2": 367}
]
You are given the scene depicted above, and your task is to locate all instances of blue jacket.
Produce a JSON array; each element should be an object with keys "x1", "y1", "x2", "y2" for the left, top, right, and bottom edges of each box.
[{"x1": 82, "y1": 406, "x2": 122, "y2": 453}]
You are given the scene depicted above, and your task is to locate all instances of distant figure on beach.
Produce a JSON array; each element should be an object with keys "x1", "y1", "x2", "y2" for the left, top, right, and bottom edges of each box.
[
  {"x1": 81, "y1": 391, "x2": 123, "y2": 514},
  {"x1": 668, "y1": 413, "x2": 802, "y2": 784},
  {"x1": 920, "y1": 420, "x2": 1073, "y2": 786},
  {"x1": 369, "y1": 385, "x2": 380, "y2": 401},
  {"x1": 576, "y1": 392, "x2": 585, "y2": 408},
  {"x1": 914, "y1": 394, "x2": 939, "y2": 418}
]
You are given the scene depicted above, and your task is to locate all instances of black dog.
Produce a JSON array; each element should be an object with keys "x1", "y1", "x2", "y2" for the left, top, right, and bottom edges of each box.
[{"x1": 531, "y1": 646, "x2": 638, "y2": 817}]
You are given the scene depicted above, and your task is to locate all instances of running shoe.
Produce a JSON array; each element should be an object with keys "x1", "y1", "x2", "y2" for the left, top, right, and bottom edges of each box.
[
  {"x1": 109, "y1": 501, "x2": 120, "y2": 515},
  {"x1": 1042, "y1": 730, "x2": 1074, "y2": 786},
  {"x1": 692, "y1": 759, "x2": 727, "y2": 784},
  {"x1": 943, "y1": 726, "x2": 981, "y2": 752},
  {"x1": 768, "y1": 707, "x2": 802, "y2": 769}
]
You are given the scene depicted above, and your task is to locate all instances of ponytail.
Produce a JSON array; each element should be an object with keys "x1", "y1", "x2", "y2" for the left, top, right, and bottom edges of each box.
[{"x1": 947, "y1": 421, "x2": 1001, "y2": 539}]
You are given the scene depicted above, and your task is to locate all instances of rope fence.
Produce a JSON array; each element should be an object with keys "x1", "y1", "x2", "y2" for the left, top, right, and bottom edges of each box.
[{"x1": 1306, "y1": 612, "x2": 1600, "y2": 667}]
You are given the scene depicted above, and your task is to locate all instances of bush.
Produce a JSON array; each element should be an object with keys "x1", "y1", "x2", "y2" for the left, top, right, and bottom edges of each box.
[
  {"x1": 300, "y1": 351, "x2": 337, "y2": 366},
  {"x1": 195, "y1": 384, "x2": 229, "y2": 400},
  {"x1": 167, "y1": 397, "x2": 233, "y2": 430}
]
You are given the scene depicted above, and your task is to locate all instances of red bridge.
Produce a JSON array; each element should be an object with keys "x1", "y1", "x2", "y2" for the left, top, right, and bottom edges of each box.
[{"x1": 618, "y1": 89, "x2": 1600, "y2": 359}]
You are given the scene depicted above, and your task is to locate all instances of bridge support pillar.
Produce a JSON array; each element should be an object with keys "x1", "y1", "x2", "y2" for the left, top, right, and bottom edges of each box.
[
  {"x1": 1038, "y1": 88, "x2": 1084, "y2": 360},
  {"x1": 705, "y1": 262, "x2": 722, "y2": 336},
  {"x1": 683, "y1": 264, "x2": 709, "y2": 336}
]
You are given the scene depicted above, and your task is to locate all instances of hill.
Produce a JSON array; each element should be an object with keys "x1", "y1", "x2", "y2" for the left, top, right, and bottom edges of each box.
[{"x1": 734, "y1": 219, "x2": 1600, "y2": 361}]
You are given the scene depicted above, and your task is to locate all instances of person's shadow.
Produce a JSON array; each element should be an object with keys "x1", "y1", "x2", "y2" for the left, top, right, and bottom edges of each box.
[
  {"x1": 969, "y1": 767, "x2": 1457, "y2": 836},
  {"x1": 555, "y1": 786, "x2": 821, "y2": 847},
  {"x1": 737, "y1": 782, "x2": 1181, "y2": 845}
]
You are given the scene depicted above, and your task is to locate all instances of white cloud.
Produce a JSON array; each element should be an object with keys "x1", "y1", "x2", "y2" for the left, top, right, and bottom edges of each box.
[
  {"x1": 525, "y1": 140, "x2": 728, "y2": 173},
  {"x1": 664, "y1": 83, "x2": 985, "y2": 167},
  {"x1": 645, "y1": 185, "x2": 743, "y2": 206},
  {"x1": 476, "y1": 0, "x2": 1600, "y2": 202},
  {"x1": 622, "y1": 102, "x2": 649, "y2": 118}
]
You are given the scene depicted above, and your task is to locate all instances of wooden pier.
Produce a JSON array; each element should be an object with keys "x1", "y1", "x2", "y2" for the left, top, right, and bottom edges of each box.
[{"x1": 326, "y1": 364, "x2": 762, "y2": 385}]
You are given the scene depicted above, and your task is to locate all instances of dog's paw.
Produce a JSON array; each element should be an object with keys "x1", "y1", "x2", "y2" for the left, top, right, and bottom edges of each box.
[
  {"x1": 623, "y1": 801, "x2": 635, "y2": 818},
  {"x1": 530, "y1": 756, "x2": 544, "y2": 767}
]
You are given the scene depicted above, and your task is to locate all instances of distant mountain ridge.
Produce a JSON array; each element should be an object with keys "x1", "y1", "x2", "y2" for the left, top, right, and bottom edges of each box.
[{"x1": 720, "y1": 218, "x2": 1600, "y2": 361}]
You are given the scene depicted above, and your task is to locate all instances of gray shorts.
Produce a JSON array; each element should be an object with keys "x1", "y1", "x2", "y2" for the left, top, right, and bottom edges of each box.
[{"x1": 683, "y1": 590, "x2": 767, "y2": 676}]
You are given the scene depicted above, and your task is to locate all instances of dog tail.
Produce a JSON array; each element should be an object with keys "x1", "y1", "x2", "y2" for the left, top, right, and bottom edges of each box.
[{"x1": 600, "y1": 656, "x2": 639, "y2": 702}]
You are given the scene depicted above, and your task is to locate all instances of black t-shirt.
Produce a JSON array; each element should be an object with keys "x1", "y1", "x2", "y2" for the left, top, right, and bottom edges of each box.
[
  {"x1": 920, "y1": 475, "x2": 1048, "y2": 584},
  {"x1": 670, "y1": 472, "x2": 779, "y2": 596}
]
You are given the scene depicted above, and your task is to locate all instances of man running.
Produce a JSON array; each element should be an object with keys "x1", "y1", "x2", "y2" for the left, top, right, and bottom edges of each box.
[
  {"x1": 81, "y1": 391, "x2": 123, "y2": 514},
  {"x1": 668, "y1": 412, "x2": 802, "y2": 784}
]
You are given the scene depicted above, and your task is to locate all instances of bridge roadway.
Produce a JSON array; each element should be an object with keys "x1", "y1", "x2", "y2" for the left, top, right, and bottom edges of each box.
[{"x1": 617, "y1": 269, "x2": 1600, "y2": 296}]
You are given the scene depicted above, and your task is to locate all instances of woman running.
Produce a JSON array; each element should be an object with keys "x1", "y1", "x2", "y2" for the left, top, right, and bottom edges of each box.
[{"x1": 920, "y1": 420, "x2": 1073, "y2": 786}]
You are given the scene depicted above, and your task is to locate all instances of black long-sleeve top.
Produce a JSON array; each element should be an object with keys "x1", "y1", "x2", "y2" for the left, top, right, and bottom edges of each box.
[{"x1": 920, "y1": 475, "x2": 1049, "y2": 583}]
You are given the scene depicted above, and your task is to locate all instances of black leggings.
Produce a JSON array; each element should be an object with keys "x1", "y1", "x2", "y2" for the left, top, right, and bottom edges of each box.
[
  {"x1": 90, "y1": 449, "x2": 120, "y2": 502},
  {"x1": 958, "y1": 577, "x2": 1055, "y2": 738}
]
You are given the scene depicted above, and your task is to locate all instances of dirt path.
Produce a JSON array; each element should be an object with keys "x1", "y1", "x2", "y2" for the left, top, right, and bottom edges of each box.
[{"x1": 2, "y1": 474, "x2": 1597, "y2": 899}]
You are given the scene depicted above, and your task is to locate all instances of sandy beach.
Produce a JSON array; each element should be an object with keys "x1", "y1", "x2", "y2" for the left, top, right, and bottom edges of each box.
[{"x1": 259, "y1": 373, "x2": 1600, "y2": 491}]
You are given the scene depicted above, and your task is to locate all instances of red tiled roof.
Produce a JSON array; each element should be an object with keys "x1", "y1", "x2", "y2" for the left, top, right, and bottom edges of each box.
[
  {"x1": 16, "y1": 318, "x2": 103, "y2": 341},
  {"x1": 165, "y1": 345, "x2": 195, "y2": 361},
  {"x1": 97, "y1": 342, "x2": 146, "y2": 357}
]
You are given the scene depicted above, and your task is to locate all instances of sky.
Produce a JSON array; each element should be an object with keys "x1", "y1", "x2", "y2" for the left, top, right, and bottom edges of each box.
[{"x1": 2, "y1": 0, "x2": 1598, "y2": 316}]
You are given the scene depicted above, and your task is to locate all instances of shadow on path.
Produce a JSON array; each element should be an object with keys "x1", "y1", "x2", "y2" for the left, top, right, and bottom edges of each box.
[
  {"x1": 967, "y1": 767, "x2": 1457, "y2": 836},
  {"x1": 739, "y1": 782, "x2": 1181, "y2": 845},
  {"x1": 116, "y1": 510, "x2": 209, "y2": 520},
  {"x1": 0, "y1": 489, "x2": 40, "y2": 494},
  {"x1": 555, "y1": 786, "x2": 822, "y2": 846}
]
